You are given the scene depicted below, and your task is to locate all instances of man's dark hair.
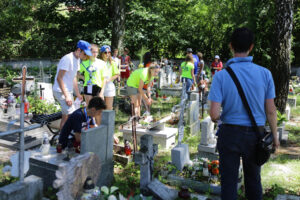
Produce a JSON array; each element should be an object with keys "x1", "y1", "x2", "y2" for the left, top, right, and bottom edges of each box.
[
  {"x1": 88, "y1": 97, "x2": 106, "y2": 110},
  {"x1": 230, "y1": 27, "x2": 254, "y2": 53}
]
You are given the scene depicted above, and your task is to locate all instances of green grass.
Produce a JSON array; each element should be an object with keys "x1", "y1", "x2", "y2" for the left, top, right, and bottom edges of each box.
[
  {"x1": 261, "y1": 154, "x2": 300, "y2": 195},
  {"x1": 285, "y1": 125, "x2": 300, "y2": 146},
  {"x1": 0, "y1": 163, "x2": 19, "y2": 187}
]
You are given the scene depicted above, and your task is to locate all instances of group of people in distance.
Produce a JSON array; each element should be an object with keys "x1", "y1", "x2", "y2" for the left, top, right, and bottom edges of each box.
[{"x1": 53, "y1": 41, "x2": 124, "y2": 152}]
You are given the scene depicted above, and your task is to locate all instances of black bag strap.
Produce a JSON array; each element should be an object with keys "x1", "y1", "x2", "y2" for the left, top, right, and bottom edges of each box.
[{"x1": 225, "y1": 66, "x2": 260, "y2": 134}]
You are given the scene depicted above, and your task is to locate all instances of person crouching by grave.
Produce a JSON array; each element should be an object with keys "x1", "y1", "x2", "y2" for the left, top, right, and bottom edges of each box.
[
  {"x1": 56, "y1": 96, "x2": 106, "y2": 153},
  {"x1": 126, "y1": 64, "x2": 160, "y2": 117},
  {"x1": 100, "y1": 45, "x2": 120, "y2": 110},
  {"x1": 53, "y1": 40, "x2": 89, "y2": 131},
  {"x1": 79, "y1": 44, "x2": 107, "y2": 125},
  {"x1": 180, "y1": 54, "x2": 197, "y2": 95},
  {"x1": 210, "y1": 55, "x2": 223, "y2": 76}
]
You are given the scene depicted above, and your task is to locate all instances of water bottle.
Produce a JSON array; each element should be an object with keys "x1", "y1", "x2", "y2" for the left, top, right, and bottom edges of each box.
[{"x1": 40, "y1": 133, "x2": 50, "y2": 155}]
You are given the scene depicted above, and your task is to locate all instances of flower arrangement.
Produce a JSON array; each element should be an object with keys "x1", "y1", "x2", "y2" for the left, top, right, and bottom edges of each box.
[{"x1": 208, "y1": 160, "x2": 220, "y2": 175}]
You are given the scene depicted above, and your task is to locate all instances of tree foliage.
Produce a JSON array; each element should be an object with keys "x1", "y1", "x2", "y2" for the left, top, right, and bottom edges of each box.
[{"x1": 0, "y1": 0, "x2": 298, "y2": 68}]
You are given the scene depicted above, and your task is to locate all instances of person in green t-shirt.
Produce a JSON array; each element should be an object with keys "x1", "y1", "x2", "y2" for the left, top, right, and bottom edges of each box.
[
  {"x1": 180, "y1": 54, "x2": 197, "y2": 93},
  {"x1": 79, "y1": 44, "x2": 107, "y2": 125},
  {"x1": 100, "y1": 45, "x2": 120, "y2": 111},
  {"x1": 126, "y1": 63, "x2": 160, "y2": 117}
]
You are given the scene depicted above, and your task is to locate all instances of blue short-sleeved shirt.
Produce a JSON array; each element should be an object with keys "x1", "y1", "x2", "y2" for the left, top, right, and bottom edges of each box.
[
  {"x1": 208, "y1": 56, "x2": 275, "y2": 126},
  {"x1": 193, "y1": 54, "x2": 199, "y2": 75}
]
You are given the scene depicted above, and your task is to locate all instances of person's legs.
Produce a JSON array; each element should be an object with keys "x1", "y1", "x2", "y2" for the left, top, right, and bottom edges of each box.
[
  {"x1": 217, "y1": 126, "x2": 242, "y2": 200},
  {"x1": 84, "y1": 95, "x2": 93, "y2": 106},
  {"x1": 53, "y1": 91, "x2": 75, "y2": 130},
  {"x1": 129, "y1": 94, "x2": 139, "y2": 116},
  {"x1": 137, "y1": 93, "x2": 142, "y2": 117},
  {"x1": 105, "y1": 97, "x2": 114, "y2": 110},
  {"x1": 242, "y1": 132, "x2": 262, "y2": 200}
]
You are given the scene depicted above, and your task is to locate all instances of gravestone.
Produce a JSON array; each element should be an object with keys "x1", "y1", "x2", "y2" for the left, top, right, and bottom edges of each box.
[
  {"x1": 53, "y1": 152, "x2": 101, "y2": 200},
  {"x1": 37, "y1": 82, "x2": 55, "y2": 103},
  {"x1": 81, "y1": 110, "x2": 115, "y2": 187},
  {"x1": 27, "y1": 110, "x2": 115, "y2": 189},
  {"x1": 198, "y1": 117, "x2": 218, "y2": 160},
  {"x1": 134, "y1": 134, "x2": 158, "y2": 194},
  {"x1": 187, "y1": 93, "x2": 200, "y2": 136},
  {"x1": 171, "y1": 82, "x2": 191, "y2": 170},
  {"x1": 285, "y1": 105, "x2": 291, "y2": 121},
  {"x1": 287, "y1": 97, "x2": 297, "y2": 107}
]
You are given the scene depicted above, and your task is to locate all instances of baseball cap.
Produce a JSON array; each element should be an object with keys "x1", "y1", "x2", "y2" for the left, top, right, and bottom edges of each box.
[
  {"x1": 215, "y1": 55, "x2": 220, "y2": 59},
  {"x1": 77, "y1": 40, "x2": 92, "y2": 56},
  {"x1": 186, "y1": 48, "x2": 193, "y2": 53},
  {"x1": 100, "y1": 45, "x2": 111, "y2": 53}
]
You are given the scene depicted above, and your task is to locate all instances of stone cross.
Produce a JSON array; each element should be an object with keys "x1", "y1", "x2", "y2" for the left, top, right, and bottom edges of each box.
[
  {"x1": 178, "y1": 81, "x2": 188, "y2": 145},
  {"x1": 134, "y1": 134, "x2": 158, "y2": 193}
]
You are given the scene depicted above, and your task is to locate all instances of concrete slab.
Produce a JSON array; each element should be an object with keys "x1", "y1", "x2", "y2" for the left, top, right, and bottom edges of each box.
[
  {"x1": 121, "y1": 127, "x2": 177, "y2": 149},
  {"x1": 171, "y1": 144, "x2": 190, "y2": 171}
]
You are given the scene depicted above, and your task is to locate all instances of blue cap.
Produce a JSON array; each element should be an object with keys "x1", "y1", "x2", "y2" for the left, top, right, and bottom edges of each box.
[
  {"x1": 77, "y1": 40, "x2": 92, "y2": 56},
  {"x1": 100, "y1": 45, "x2": 111, "y2": 53}
]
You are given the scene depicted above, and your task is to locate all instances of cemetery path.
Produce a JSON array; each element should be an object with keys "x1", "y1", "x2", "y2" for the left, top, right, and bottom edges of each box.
[{"x1": 0, "y1": 146, "x2": 16, "y2": 164}]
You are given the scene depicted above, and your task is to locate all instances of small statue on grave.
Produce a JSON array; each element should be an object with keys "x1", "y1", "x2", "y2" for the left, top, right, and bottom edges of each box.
[
  {"x1": 80, "y1": 176, "x2": 101, "y2": 200},
  {"x1": 40, "y1": 133, "x2": 50, "y2": 155},
  {"x1": 124, "y1": 140, "x2": 132, "y2": 156}
]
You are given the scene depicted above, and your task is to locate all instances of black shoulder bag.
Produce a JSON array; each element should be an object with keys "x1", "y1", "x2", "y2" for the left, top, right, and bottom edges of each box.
[{"x1": 226, "y1": 67, "x2": 274, "y2": 166}]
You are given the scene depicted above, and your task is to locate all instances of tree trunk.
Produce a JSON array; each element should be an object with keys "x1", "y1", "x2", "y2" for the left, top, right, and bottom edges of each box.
[
  {"x1": 272, "y1": 0, "x2": 293, "y2": 113},
  {"x1": 111, "y1": 0, "x2": 125, "y2": 51}
]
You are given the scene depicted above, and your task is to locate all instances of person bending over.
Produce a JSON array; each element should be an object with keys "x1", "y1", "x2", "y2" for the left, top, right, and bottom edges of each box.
[{"x1": 57, "y1": 96, "x2": 106, "y2": 153}]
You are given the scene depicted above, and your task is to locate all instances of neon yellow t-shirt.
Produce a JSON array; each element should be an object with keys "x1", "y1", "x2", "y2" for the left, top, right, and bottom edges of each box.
[
  {"x1": 105, "y1": 60, "x2": 120, "y2": 78},
  {"x1": 126, "y1": 68, "x2": 154, "y2": 88},
  {"x1": 80, "y1": 59, "x2": 106, "y2": 88},
  {"x1": 181, "y1": 61, "x2": 194, "y2": 79}
]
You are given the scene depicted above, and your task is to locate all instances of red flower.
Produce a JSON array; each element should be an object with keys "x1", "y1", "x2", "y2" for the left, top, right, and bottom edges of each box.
[{"x1": 212, "y1": 168, "x2": 219, "y2": 175}]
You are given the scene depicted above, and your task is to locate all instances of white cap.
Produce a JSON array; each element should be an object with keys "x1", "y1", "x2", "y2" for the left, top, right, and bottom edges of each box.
[{"x1": 215, "y1": 55, "x2": 220, "y2": 59}]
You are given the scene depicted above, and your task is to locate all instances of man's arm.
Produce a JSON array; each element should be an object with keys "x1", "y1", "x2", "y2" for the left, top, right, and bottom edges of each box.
[
  {"x1": 57, "y1": 70, "x2": 73, "y2": 106},
  {"x1": 209, "y1": 101, "x2": 221, "y2": 123},
  {"x1": 73, "y1": 76, "x2": 83, "y2": 101},
  {"x1": 265, "y1": 98, "x2": 279, "y2": 149}
]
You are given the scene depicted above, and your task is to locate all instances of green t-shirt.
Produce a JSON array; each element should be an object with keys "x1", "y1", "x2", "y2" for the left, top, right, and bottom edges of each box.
[
  {"x1": 181, "y1": 61, "x2": 194, "y2": 79},
  {"x1": 105, "y1": 60, "x2": 120, "y2": 78},
  {"x1": 126, "y1": 68, "x2": 154, "y2": 88},
  {"x1": 80, "y1": 59, "x2": 106, "y2": 88}
]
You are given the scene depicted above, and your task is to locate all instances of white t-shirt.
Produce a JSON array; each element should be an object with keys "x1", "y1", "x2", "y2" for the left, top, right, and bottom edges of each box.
[{"x1": 53, "y1": 52, "x2": 80, "y2": 93}]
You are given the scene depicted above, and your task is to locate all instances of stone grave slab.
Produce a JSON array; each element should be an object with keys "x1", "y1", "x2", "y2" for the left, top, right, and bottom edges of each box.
[
  {"x1": 275, "y1": 194, "x2": 300, "y2": 200},
  {"x1": 121, "y1": 127, "x2": 177, "y2": 149},
  {"x1": 37, "y1": 82, "x2": 55, "y2": 103},
  {"x1": 0, "y1": 175, "x2": 43, "y2": 200},
  {"x1": 287, "y1": 97, "x2": 297, "y2": 107},
  {"x1": 81, "y1": 110, "x2": 115, "y2": 187},
  {"x1": 147, "y1": 179, "x2": 178, "y2": 200},
  {"x1": 171, "y1": 143, "x2": 190, "y2": 171},
  {"x1": 167, "y1": 173, "x2": 242, "y2": 195},
  {"x1": 27, "y1": 147, "x2": 79, "y2": 190},
  {"x1": 187, "y1": 93, "x2": 200, "y2": 136},
  {"x1": 0, "y1": 119, "x2": 47, "y2": 150}
]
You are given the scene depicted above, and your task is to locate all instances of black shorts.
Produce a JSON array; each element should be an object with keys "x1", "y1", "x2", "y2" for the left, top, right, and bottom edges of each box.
[{"x1": 83, "y1": 85, "x2": 101, "y2": 96}]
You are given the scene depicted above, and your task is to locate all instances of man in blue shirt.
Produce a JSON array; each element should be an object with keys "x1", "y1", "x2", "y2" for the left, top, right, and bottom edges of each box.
[
  {"x1": 208, "y1": 27, "x2": 279, "y2": 200},
  {"x1": 57, "y1": 96, "x2": 106, "y2": 153},
  {"x1": 186, "y1": 48, "x2": 199, "y2": 75}
]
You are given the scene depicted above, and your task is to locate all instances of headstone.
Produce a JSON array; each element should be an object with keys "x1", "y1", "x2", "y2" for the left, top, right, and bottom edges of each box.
[
  {"x1": 37, "y1": 82, "x2": 55, "y2": 103},
  {"x1": 134, "y1": 134, "x2": 158, "y2": 193},
  {"x1": 198, "y1": 117, "x2": 218, "y2": 160},
  {"x1": 171, "y1": 143, "x2": 191, "y2": 171},
  {"x1": 287, "y1": 97, "x2": 297, "y2": 107},
  {"x1": 53, "y1": 152, "x2": 101, "y2": 200},
  {"x1": 285, "y1": 105, "x2": 291, "y2": 121},
  {"x1": 81, "y1": 110, "x2": 115, "y2": 187},
  {"x1": 10, "y1": 151, "x2": 31, "y2": 177},
  {"x1": 0, "y1": 175, "x2": 43, "y2": 200},
  {"x1": 187, "y1": 93, "x2": 200, "y2": 136}
]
